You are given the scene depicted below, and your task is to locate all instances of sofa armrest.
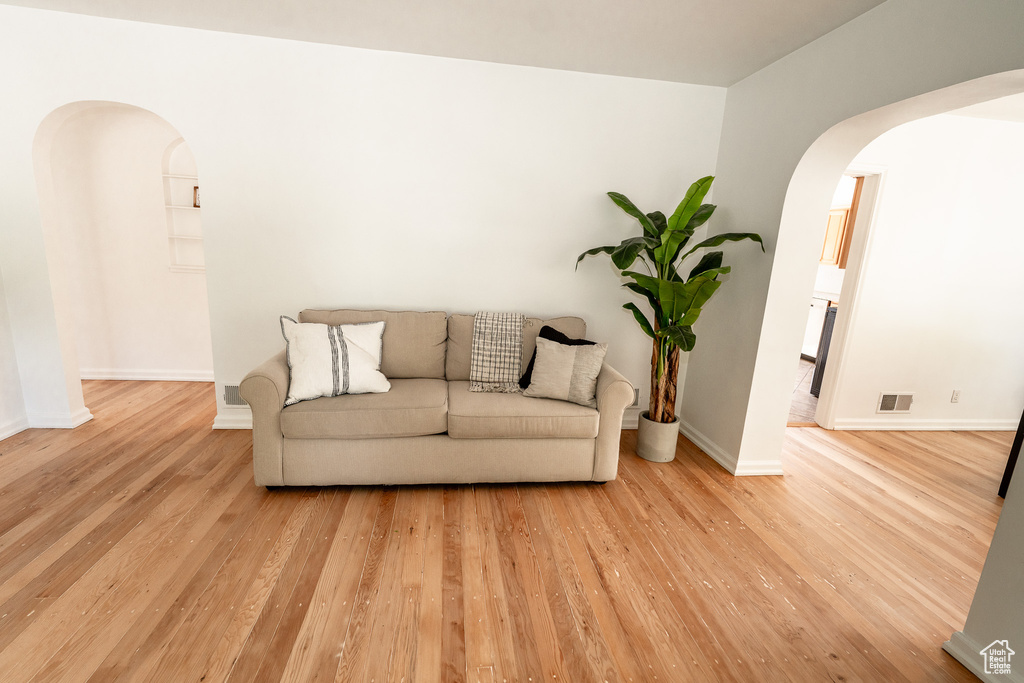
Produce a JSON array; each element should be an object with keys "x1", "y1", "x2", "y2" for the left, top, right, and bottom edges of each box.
[
  {"x1": 239, "y1": 350, "x2": 289, "y2": 486},
  {"x1": 593, "y1": 363, "x2": 635, "y2": 482}
]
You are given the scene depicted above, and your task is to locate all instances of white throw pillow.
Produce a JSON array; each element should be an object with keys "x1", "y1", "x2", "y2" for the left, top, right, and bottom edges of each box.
[{"x1": 280, "y1": 316, "x2": 390, "y2": 405}]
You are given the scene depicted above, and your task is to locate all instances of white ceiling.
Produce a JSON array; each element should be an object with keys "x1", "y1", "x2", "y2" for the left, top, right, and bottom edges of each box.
[{"x1": 0, "y1": 0, "x2": 887, "y2": 86}]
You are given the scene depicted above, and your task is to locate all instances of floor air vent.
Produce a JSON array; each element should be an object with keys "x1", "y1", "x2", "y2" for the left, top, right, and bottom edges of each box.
[
  {"x1": 223, "y1": 385, "x2": 246, "y2": 406},
  {"x1": 877, "y1": 392, "x2": 913, "y2": 413}
]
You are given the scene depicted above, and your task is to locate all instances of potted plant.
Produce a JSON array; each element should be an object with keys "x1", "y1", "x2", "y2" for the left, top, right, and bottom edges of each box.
[{"x1": 577, "y1": 175, "x2": 763, "y2": 462}]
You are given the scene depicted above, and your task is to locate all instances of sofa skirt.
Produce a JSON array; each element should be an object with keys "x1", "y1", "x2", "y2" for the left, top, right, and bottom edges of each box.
[{"x1": 280, "y1": 435, "x2": 597, "y2": 486}]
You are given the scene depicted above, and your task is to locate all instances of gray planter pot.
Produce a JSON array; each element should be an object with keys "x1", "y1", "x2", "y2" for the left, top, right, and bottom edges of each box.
[{"x1": 637, "y1": 411, "x2": 679, "y2": 462}]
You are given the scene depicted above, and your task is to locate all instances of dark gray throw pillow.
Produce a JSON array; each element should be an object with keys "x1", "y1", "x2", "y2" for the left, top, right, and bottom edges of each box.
[{"x1": 519, "y1": 325, "x2": 597, "y2": 390}]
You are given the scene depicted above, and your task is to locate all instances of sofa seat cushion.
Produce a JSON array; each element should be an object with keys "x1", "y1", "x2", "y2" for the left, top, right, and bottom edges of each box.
[
  {"x1": 447, "y1": 380, "x2": 598, "y2": 439},
  {"x1": 280, "y1": 378, "x2": 447, "y2": 439}
]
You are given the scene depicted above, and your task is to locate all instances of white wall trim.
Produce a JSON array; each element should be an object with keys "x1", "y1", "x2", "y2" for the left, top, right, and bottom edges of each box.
[
  {"x1": 70, "y1": 407, "x2": 93, "y2": 428},
  {"x1": 733, "y1": 458, "x2": 786, "y2": 476},
  {"x1": 213, "y1": 410, "x2": 252, "y2": 430},
  {"x1": 0, "y1": 415, "x2": 30, "y2": 441},
  {"x1": 678, "y1": 416, "x2": 735, "y2": 474},
  {"x1": 28, "y1": 407, "x2": 93, "y2": 429},
  {"x1": 79, "y1": 368, "x2": 215, "y2": 382},
  {"x1": 679, "y1": 417, "x2": 785, "y2": 476},
  {"x1": 944, "y1": 631, "x2": 1024, "y2": 683},
  {"x1": 832, "y1": 418, "x2": 1018, "y2": 431}
]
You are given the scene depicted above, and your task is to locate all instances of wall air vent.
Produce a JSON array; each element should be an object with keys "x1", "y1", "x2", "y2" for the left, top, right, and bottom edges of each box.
[
  {"x1": 223, "y1": 385, "x2": 246, "y2": 406},
  {"x1": 877, "y1": 392, "x2": 913, "y2": 413}
]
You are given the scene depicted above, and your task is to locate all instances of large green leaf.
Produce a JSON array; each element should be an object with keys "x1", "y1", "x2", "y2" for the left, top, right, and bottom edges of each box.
[
  {"x1": 608, "y1": 192, "x2": 657, "y2": 237},
  {"x1": 667, "y1": 176, "x2": 714, "y2": 233},
  {"x1": 610, "y1": 236, "x2": 654, "y2": 270},
  {"x1": 662, "y1": 206, "x2": 715, "y2": 267},
  {"x1": 687, "y1": 250, "x2": 724, "y2": 279},
  {"x1": 646, "y1": 211, "x2": 667, "y2": 235},
  {"x1": 658, "y1": 275, "x2": 722, "y2": 325},
  {"x1": 679, "y1": 232, "x2": 764, "y2": 261},
  {"x1": 658, "y1": 325, "x2": 696, "y2": 352},
  {"x1": 692, "y1": 266, "x2": 731, "y2": 280},
  {"x1": 659, "y1": 205, "x2": 716, "y2": 267},
  {"x1": 679, "y1": 308, "x2": 702, "y2": 327},
  {"x1": 686, "y1": 275, "x2": 723, "y2": 311},
  {"x1": 658, "y1": 279, "x2": 688, "y2": 324},
  {"x1": 575, "y1": 244, "x2": 616, "y2": 270},
  {"x1": 653, "y1": 230, "x2": 691, "y2": 266},
  {"x1": 622, "y1": 270, "x2": 661, "y2": 297},
  {"x1": 624, "y1": 281, "x2": 659, "y2": 313},
  {"x1": 623, "y1": 303, "x2": 656, "y2": 339},
  {"x1": 683, "y1": 203, "x2": 716, "y2": 233}
]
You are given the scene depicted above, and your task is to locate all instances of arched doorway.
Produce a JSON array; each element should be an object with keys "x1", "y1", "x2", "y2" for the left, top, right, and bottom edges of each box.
[
  {"x1": 32, "y1": 101, "x2": 214, "y2": 409},
  {"x1": 704, "y1": 70, "x2": 1024, "y2": 476}
]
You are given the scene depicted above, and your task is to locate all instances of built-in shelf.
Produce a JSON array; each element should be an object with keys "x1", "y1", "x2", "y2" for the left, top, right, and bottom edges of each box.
[
  {"x1": 169, "y1": 264, "x2": 205, "y2": 274},
  {"x1": 162, "y1": 140, "x2": 204, "y2": 272}
]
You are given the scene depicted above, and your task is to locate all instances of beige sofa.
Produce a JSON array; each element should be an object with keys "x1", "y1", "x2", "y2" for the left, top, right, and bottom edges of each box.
[{"x1": 239, "y1": 309, "x2": 635, "y2": 487}]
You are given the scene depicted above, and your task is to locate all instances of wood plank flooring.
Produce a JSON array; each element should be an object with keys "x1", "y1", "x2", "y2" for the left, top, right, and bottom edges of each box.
[
  {"x1": 0, "y1": 381, "x2": 1009, "y2": 682},
  {"x1": 788, "y1": 357, "x2": 818, "y2": 425}
]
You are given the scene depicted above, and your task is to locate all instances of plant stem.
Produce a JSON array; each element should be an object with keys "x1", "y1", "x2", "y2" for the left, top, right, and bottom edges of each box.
[{"x1": 649, "y1": 336, "x2": 680, "y2": 423}]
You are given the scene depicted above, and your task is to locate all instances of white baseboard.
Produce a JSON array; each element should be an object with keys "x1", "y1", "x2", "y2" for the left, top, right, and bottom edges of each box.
[
  {"x1": 27, "y1": 407, "x2": 94, "y2": 429},
  {"x1": 944, "y1": 631, "x2": 1024, "y2": 683},
  {"x1": 677, "y1": 417, "x2": 784, "y2": 476},
  {"x1": 832, "y1": 417, "x2": 1019, "y2": 431},
  {"x1": 79, "y1": 368, "x2": 215, "y2": 382},
  {"x1": 621, "y1": 406, "x2": 641, "y2": 429},
  {"x1": 0, "y1": 415, "x2": 30, "y2": 441},
  {"x1": 70, "y1": 407, "x2": 94, "y2": 428},
  {"x1": 213, "y1": 411, "x2": 252, "y2": 430},
  {"x1": 732, "y1": 458, "x2": 786, "y2": 476},
  {"x1": 677, "y1": 416, "x2": 738, "y2": 474}
]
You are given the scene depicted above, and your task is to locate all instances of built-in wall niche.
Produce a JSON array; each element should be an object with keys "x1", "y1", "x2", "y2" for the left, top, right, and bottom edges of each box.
[{"x1": 162, "y1": 138, "x2": 204, "y2": 272}]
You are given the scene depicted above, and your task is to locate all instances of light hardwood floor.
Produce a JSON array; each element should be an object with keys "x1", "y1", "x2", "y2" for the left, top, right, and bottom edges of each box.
[
  {"x1": 0, "y1": 381, "x2": 1009, "y2": 682},
  {"x1": 788, "y1": 357, "x2": 818, "y2": 425}
]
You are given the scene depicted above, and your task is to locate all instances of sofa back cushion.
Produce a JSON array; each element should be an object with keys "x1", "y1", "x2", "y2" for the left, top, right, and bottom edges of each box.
[
  {"x1": 298, "y1": 309, "x2": 447, "y2": 379},
  {"x1": 446, "y1": 314, "x2": 586, "y2": 381}
]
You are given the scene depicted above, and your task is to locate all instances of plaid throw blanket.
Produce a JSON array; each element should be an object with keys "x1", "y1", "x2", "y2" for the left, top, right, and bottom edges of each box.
[{"x1": 469, "y1": 312, "x2": 525, "y2": 393}]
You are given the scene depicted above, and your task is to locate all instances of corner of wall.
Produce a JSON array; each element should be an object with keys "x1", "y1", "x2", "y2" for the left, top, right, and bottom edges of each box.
[
  {"x1": 0, "y1": 415, "x2": 29, "y2": 441},
  {"x1": 677, "y1": 416, "x2": 738, "y2": 474},
  {"x1": 213, "y1": 408, "x2": 252, "y2": 430},
  {"x1": 678, "y1": 415, "x2": 784, "y2": 476},
  {"x1": 944, "y1": 631, "x2": 1024, "y2": 683}
]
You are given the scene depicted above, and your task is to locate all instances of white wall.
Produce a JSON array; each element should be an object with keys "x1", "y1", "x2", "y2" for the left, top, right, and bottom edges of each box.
[
  {"x1": 0, "y1": 274, "x2": 28, "y2": 440},
  {"x1": 45, "y1": 104, "x2": 214, "y2": 381},
  {"x1": 0, "y1": 5, "x2": 726, "y2": 430},
  {"x1": 944, "y1": 470, "x2": 1024, "y2": 683},
  {"x1": 829, "y1": 114, "x2": 1024, "y2": 429},
  {"x1": 676, "y1": 0, "x2": 1024, "y2": 475}
]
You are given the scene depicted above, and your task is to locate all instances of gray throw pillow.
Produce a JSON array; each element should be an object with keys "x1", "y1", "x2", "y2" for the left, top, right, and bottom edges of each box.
[{"x1": 522, "y1": 337, "x2": 607, "y2": 408}]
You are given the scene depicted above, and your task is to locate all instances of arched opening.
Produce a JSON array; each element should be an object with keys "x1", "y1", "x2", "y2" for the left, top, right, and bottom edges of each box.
[
  {"x1": 32, "y1": 101, "x2": 214, "y2": 405},
  {"x1": 805, "y1": 105, "x2": 1024, "y2": 433},
  {"x1": 732, "y1": 70, "x2": 1024, "y2": 474}
]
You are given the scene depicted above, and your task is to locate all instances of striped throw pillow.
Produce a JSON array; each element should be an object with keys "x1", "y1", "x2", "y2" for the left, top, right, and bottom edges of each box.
[{"x1": 280, "y1": 316, "x2": 390, "y2": 405}]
